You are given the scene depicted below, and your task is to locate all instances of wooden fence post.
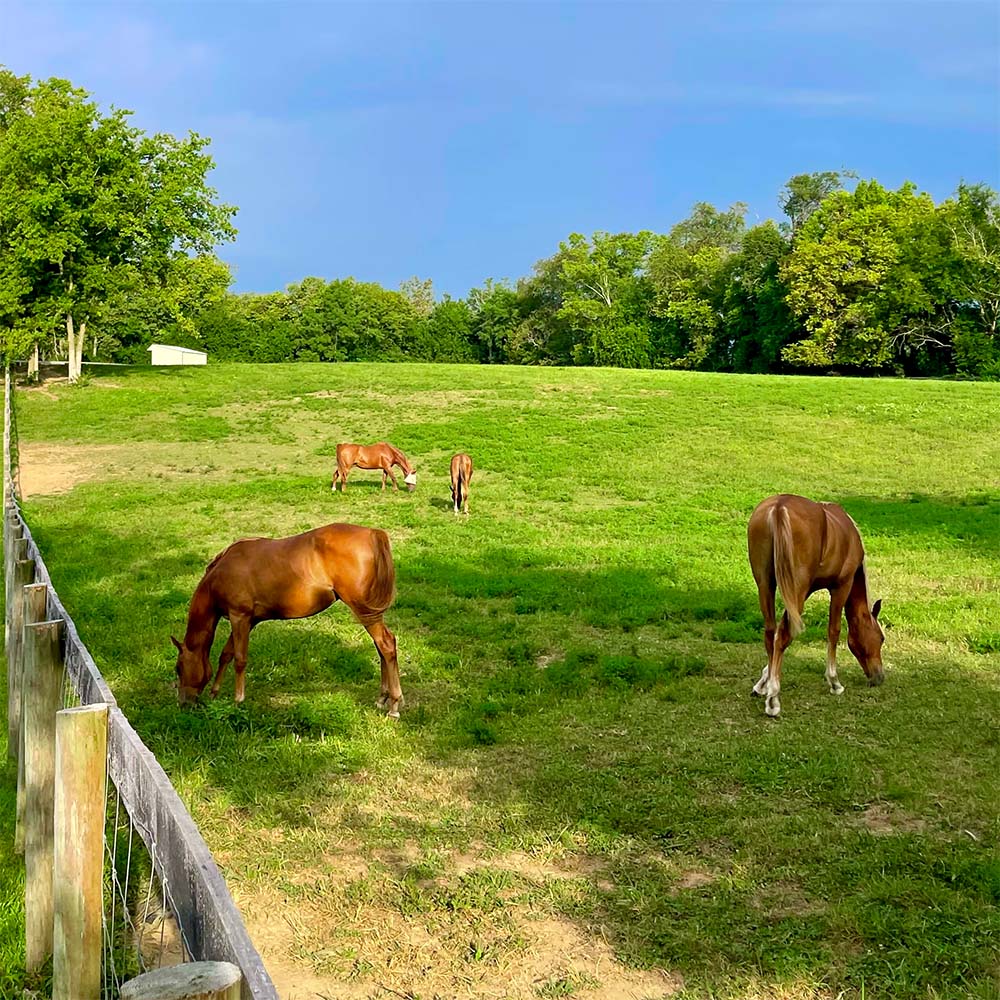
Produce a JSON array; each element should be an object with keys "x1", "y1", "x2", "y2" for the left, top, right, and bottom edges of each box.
[
  {"x1": 3, "y1": 367, "x2": 10, "y2": 512},
  {"x1": 23, "y1": 617, "x2": 64, "y2": 973},
  {"x1": 16, "y1": 583, "x2": 50, "y2": 854},
  {"x1": 4, "y1": 513, "x2": 25, "y2": 752},
  {"x1": 53, "y1": 703, "x2": 108, "y2": 1000},
  {"x1": 119, "y1": 962, "x2": 242, "y2": 1000},
  {"x1": 7, "y1": 543, "x2": 33, "y2": 762}
]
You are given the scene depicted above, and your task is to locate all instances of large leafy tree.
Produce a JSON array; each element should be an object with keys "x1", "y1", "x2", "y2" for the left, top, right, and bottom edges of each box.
[
  {"x1": 780, "y1": 170, "x2": 855, "y2": 235},
  {"x1": 646, "y1": 203, "x2": 747, "y2": 368},
  {"x1": 780, "y1": 181, "x2": 944, "y2": 369},
  {"x1": 945, "y1": 183, "x2": 1000, "y2": 376},
  {"x1": 0, "y1": 69, "x2": 236, "y2": 378},
  {"x1": 550, "y1": 231, "x2": 655, "y2": 367}
]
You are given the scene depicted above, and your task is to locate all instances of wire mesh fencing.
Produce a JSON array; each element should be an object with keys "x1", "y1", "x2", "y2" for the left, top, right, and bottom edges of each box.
[{"x1": 4, "y1": 370, "x2": 277, "y2": 999}]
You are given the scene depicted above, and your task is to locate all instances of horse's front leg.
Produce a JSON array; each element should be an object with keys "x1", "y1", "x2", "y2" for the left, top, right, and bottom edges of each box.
[
  {"x1": 386, "y1": 466, "x2": 400, "y2": 492},
  {"x1": 229, "y1": 614, "x2": 253, "y2": 703},
  {"x1": 211, "y1": 633, "x2": 234, "y2": 697},
  {"x1": 826, "y1": 584, "x2": 850, "y2": 695}
]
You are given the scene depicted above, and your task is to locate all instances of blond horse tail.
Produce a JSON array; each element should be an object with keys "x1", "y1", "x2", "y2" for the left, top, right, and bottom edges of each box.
[
  {"x1": 352, "y1": 529, "x2": 397, "y2": 625},
  {"x1": 771, "y1": 504, "x2": 804, "y2": 637}
]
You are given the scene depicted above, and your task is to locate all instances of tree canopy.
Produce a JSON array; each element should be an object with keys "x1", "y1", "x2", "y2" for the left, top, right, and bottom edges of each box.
[
  {"x1": 0, "y1": 67, "x2": 236, "y2": 377},
  {"x1": 2, "y1": 64, "x2": 996, "y2": 380}
]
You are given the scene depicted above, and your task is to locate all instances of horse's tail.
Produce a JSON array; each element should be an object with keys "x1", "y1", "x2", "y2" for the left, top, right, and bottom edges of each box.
[
  {"x1": 771, "y1": 503, "x2": 804, "y2": 637},
  {"x1": 352, "y1": 529, "x2": 397, "y2": 625}
]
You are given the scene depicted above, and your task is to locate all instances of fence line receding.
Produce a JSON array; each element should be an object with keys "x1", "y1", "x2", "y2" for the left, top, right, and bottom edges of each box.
[{"x1": 3, "y1": 369, "x2": 278, "y2": 1000}]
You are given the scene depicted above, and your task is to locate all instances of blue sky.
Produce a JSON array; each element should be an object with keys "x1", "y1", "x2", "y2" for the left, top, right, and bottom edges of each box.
[{"x1": 3, "y1": 1, "x2": 998, "y2": 297}]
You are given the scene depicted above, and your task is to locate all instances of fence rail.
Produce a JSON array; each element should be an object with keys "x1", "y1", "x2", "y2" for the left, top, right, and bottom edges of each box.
[{"x1": 3, "y1": 369, "x2": 278, "y2": 1000}]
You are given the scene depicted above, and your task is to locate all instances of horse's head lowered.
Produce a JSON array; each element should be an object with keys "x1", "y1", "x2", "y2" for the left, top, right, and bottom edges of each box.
[
  {"x1": 847, "y1": 598, "x2": 885, "y2": 686},
  {"x1": 404, "y1": 472, "x2": 417, "y2": 492},
  {"x1": 171, "y1": 635, "x2": 209, "y2": 705}
]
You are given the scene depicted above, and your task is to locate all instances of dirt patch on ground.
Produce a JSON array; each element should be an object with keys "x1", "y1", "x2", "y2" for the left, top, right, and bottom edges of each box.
[
  {"x1": 236, "y1": 834, "x2": 678, "y2": 1000},
  {"x1": 17, "y1": 443, "x2": 120, "y2": 496},
  {"x1": 857, "y1": 803, "x2": 927, "y2": 835},
  {"x1": 673, "y1": 870, "x2": 717, "y2": 891}
]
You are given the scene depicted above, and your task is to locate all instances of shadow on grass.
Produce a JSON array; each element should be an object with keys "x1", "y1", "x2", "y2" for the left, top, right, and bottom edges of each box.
[
  {"x1": 16, "y1": 492, "x2": 1000, "y2": 998},
  {"x1": 842, "y1": 491, "x2": 1000, "y2": 558}
]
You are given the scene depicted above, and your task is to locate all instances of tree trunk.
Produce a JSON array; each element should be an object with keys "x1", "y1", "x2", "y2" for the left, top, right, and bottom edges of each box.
[
  {"x1": 77, "y1": 322, "x2": 87, "y2": 378},
  {"x1": 27, "y1": 343, "x2": 39, "y2": 380},
  {"x1": 65, "y1": 313, "x2": 78, "y2": 382}
]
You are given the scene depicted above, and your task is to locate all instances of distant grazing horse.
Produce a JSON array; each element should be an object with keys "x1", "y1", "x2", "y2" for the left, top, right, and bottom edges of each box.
[
  {"x1": 331, "y1": 442, "x2": 417, "y2": 493},
  {"x1": 747, "y1": 494, "x2": 884, "y2": 717},
  {"x1": 450, "y1": 452, "x2": 473, "y2": 515},
  {"x1": 171, "y1": 523, "x2": 403, "y2": 717}
]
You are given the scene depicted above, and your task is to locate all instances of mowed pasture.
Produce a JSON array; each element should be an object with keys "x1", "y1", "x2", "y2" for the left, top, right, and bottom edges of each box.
[{"x1": 12, "y1": 363, "x2": 1000, "y2": 1000}]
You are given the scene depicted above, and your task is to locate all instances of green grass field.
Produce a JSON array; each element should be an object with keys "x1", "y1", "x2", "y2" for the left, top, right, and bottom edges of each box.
[{"x1": 6, "y1": 362, "x2": 1000, "y2": 999}]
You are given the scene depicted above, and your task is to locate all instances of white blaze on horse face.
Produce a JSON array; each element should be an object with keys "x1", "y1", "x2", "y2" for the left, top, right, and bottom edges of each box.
[{"x1": 404, "y1": 473, "x2": 417, "y2": 486}]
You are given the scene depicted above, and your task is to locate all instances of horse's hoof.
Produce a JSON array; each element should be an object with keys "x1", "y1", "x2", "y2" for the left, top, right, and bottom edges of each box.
[
  {"x1": 750, "y1": 687, "x2": 761, "y2": 697},
  {"x1": 387, "y1": 710, "x2": 400, "y2": 720},
  {"x1": 765, "y1": 703, "x2": 781, "y2": 718},
  {"x1": 831, "y1": 684, "x2": 845, "y2": 696}
]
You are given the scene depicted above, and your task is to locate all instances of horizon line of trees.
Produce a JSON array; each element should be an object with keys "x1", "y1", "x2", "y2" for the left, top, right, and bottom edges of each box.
[{"x1": 2, "y1": 68, "x2": 998, "y2": 380}]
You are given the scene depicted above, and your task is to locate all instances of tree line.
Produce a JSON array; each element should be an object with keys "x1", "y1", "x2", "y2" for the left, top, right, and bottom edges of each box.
[{"x1": 2, "y1": 68, "x2": 998, "y2": 379}]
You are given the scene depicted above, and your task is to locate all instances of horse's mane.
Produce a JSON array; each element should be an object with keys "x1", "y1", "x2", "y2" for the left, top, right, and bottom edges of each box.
[
  {"x1": 387, "y1": 444, "x2": 412, "y2": 472},
  {"x1": 204, "y1": 541, "x2": 240, "y2": 576}
]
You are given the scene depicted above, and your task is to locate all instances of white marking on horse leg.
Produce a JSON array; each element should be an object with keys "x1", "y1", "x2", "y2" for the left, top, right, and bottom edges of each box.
[
  {"x1": 752, "y1": 663, "x2": 769, "y2": 696},
  {"x1": 765, "y1": 676, "x2": 781, "y2": 717},
  {"x1": 826, "y1": 653, "x2": 845, "y2": 695}
]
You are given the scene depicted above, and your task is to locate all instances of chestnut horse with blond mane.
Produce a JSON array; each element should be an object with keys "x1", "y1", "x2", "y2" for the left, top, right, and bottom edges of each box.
[
  {"x1": 171, "y1": 523, "x2": 403, "y2": 717},
  {"x1": 331, "y1": 442, "x2": 417, "y2": 493},
  {"x1": 450, "y1": 452, "x2": 473, "y2": 515},
  {"x1": 747, "y1": 494, "x2": 884, "y2": 717}
]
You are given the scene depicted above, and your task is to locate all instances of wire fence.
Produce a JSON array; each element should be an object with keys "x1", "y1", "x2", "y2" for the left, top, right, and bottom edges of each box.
[{"x1": 4, "y1": 369, "x2": 277, "y2": 999}]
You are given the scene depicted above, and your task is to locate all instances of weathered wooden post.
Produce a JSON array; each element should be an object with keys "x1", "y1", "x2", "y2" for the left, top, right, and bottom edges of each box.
[
  {"x1": 15, "y1": 583, "x2": 49, "y2": 854},
  {"x1": 3, "y1": 367, "x2": 11, "y2": 511},
  {"x1": 4, "y1": 512, "x2": 25, "y2": 753},
  {"x1": 23, "y1": 616, "x2": 64, "y2": 972},
  {"x1": 53, "y1": 703, "x2": 108, "y2": 1000},
  {"x1": 119, "y1": 962, "x2": 243, "y2": 1000},
  {"x1": 7, "y1": 539, "x2": 33, "y2": 762}
]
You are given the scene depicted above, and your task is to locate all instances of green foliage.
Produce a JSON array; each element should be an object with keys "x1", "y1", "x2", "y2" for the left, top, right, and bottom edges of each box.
[{"x1": 0, "y1": 66, "x2": 236, "y2": 371}]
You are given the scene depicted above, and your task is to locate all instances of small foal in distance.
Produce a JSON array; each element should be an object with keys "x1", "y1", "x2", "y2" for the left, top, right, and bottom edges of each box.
[
  {"x1": 449, "y1": 452, "x2": 473, "y2": 515},
  {"x1": 747, "y1": 494, "x2": 885, "y2": 717}
]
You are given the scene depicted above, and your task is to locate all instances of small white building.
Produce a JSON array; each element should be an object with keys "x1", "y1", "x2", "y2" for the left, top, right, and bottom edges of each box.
[{"x1": 148, "y1": 344, "x2": 208, "y2": 366}]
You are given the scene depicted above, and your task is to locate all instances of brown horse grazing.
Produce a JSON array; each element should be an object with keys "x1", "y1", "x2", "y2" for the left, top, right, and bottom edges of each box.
[
  {"x1": 171, "y1": 523, "x2": 403, "y2": 717},
  {"x1": 331, "y1": 442, "x2": 417, "y2": 493},
  {"x1": 747, "y1": 494, "x2": 884, "y2": 717},
  {"x1": 450, "y1": 452, "x2": 473, "y2": 515}
]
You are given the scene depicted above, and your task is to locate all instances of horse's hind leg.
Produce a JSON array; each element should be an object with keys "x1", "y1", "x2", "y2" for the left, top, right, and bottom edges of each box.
[
  {"x1": 825, "y1": 583, "x2": 850, "y2": 695},
  {"x1": 752, "y1": 581, "x2": 776, "y2": 697},
  {"x1": 363, "y1": 618, "x2": 403, "y2": 718},
  {"x1": 764, "y1": 611, "x2": 795, "y2": 717}
]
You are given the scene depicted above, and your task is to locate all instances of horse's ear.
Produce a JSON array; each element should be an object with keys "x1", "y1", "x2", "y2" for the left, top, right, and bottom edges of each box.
[
  {"x1": 871, "y1": 599, "x2": 882, "y2": 620},
  {"x1": 170, "y1": 635, "x2": 183, "y2": 652}
]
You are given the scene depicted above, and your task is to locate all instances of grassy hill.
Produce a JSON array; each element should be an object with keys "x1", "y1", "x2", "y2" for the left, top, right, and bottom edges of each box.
[{"x1": 9, "y1": 362, "x2": 1000, "y2": 999}]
